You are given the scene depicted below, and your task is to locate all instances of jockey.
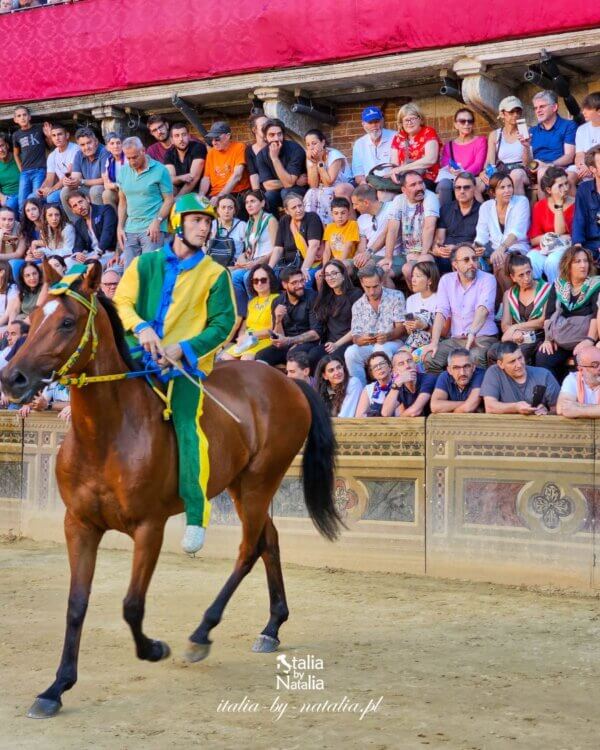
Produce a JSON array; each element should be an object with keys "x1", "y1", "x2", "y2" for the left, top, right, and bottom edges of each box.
[{"x1": 114, "y1": 193, "x2": 237, "y2": 554}]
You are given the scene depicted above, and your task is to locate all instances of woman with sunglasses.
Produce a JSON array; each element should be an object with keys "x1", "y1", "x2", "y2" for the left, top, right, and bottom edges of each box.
[
  {"x1": 436, "y1": 108, "x2": 487, "y2": 206},
  {"x1": 221, "y1": 263, "x2": 279, "y2": 360},
  {"x1": 355, "y1": 351, "x2": 393, "y2": 418},
  {"x1": 315, "y1": 353, "x2": 363, "y2": 418}
]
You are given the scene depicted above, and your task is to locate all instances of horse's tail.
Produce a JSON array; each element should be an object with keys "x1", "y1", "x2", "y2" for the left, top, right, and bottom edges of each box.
[{"x1": 294, "y1": 379, "x2": 344, "y2": 541}]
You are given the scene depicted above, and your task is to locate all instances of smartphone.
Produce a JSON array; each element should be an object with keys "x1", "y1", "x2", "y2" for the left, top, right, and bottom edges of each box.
[
  {"x1": 516, "y1": 119, "x2": 529, "y2": 139},
  {"x1": 368, "y1": 331, "x2": 377, "y2": 337},
  {"x1": 405, "y1": 313, "x2": 415, "y2": 321},
  {"x1": 531, "y1": 384, "x2": 546, "y2": 408},
  {"x1": 268, "y1": 329, "x2": 280, "y2": 339},
  {"x1": 64, "y1": 171, "x2": 71, "y2": 178}
]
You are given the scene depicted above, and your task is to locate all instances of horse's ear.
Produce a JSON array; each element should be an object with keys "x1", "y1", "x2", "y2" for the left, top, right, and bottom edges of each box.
[
  {"x1": 80, "y1": 260, "x2": 102, "y2": 294},
  {"x1": 42, "y1": 257, "x2": 61, "y2": 287}
]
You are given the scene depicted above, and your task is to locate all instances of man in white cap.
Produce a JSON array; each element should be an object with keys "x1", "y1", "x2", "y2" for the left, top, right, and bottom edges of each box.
[{"x1": 351, "y1": 107, "x2": 396, "y2": 185}]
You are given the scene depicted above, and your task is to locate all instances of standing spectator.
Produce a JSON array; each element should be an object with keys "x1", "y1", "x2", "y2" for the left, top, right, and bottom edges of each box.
[
  {"x1": 351, "y1": 106, "x2": 396, "y2": 185},
  {"x1": 268, "y1": 193, "x2": 323, "y2": 283},
  {"x1": 390, "y1": 103, "x2": 441, "y2": 190},
  {"x1": 315, "y1": 353, "x2": 363, "y2": 418},
  {"x1": 434, "y1": 171, "x2": 481, "y2": 275},
  {"x1": 61, "y1": 127, "x2": 108, "y2": 218},
  {"x1": 209, "y1": 195, "x2": 246, "y2": 262},
  {"x1": 481, "y1": 342, "x2": 559, "y2": 414},
  {"x1": 574, "y1": 92, "x2": 600, "y2": 182},
  {"x1": 100, "y1": 268, "x2": 121, "y2": 300},
  {"x1": 321, "y1": 196, "x2": 360, "y2": 267},
  {"x1": 101, "y1": 132, "x2": 125, "y2": 210},
  {"x1": 285, "y1": 349, "x2": 313, "y2": 384},
  {"x1": 67, "y1": 190, "x2": 117, "y2": 263},
  {"x1": 245, "y1": 113, "x2": 268, "y2": 191},
  {"x1": 0, "y1": 259, "x2": 19, "y2": 333},
  {"x1": 0, "y1": 133, "x2": 21, "y2": 214},
  {"x1": 16, "y1": 261, "x2": 43, "y2": 320},
  {"x1": 536, "y1": 245, "x2": 600, "y2": 379},
  {"x1": 528, "y1": 166, "x2": 574, "y2": 281},
  {"x1": 164, "y1": 122, "x2": 207, "y2": 197},
  {"x1": 354, "y1": 352, "x2": 393, "y2": 417},
  {"x1": 430, "y1": 347, "x2": 484, "y2": 414},
  {"x1": 381, "y1": 348, "x2": 437, "y2": 417},
  {"x1": 572, "y1": 145, "x2": 600, "y2": 259},
  {"x1": 145, "y1": 115, "x2": 172, "y2": 164},
  {"x1": 303, "y1": 129, "x2": 353, "y2": 224},
  {"x1": 436, "y1": 108, "x2": 487, "y2": 205},
  {"x1": 255, "y1": 118, "x2": 307, "y2": 213},
  {"x1": 11, "y1": 106, "x2": 51, "y2": 212},
  {"x1": 200, "y1": 121, "x2": 250, "y2": 208},
  {"x1": 351, "y1": 184, "x2": 401, "y2": 282},
  {"x1": 501, "y1": 255, "x2": 550, "y2": 363},
  {"x1": 28, "y1": 205, "x2": 74, "y2": 261},
  {"x1": 38, "y1": 123, "x2": 79, "y2": 206},
  {"x1": 478, "y1": 97, "x2": 529, "y2": 197},
  {"x1": 116, "y1": 137, "x2": 173, "y2": 268},
  {"x1": 557, "y1": 346, "x2": 600, "y2": 417},
  {"x1": 344, "y1": 264, "x2": 406, "y2": 385},
  {"x1": 421, "y1": 244, "x2": 498, "y2": 373},
  {"x1": 0, "y1": 207, "x2": 22, "y2": 262},
  {"x1": 404, "y1": 260, "x2": 439, "y2": 354},
  {"x1": 312, "y1": 259, "x2": 363, "y2": 360}
]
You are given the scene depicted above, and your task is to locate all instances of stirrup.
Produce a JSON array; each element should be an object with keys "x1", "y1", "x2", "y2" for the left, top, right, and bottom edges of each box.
[{"x1": 181, "y1": 525, "x2": 206, "y2": 555}]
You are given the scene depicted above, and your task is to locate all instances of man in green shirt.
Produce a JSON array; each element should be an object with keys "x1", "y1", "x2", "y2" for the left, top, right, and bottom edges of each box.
[{"x1": 0, "y1": 133, "x2": 20, "y2": 214}]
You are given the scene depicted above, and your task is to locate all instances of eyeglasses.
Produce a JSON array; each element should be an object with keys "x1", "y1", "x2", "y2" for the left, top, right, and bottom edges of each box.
[
  {"x1": 102, "y1": 282, "x2": 119, "y2": 288},
  {"x1": 580, "y1": 362, "x2": 600, "y2": 370},
  {"x1": 402, "y1": 117, "x2": 420, "y2": 124},
  {"x1": 370, "y1": 361, "x2": 389, "y2": 370},
  {"x1": 454, "y1": 185, "x2": 473, "y2": 191},
  {"x1": 253, "y1": 277, "x2": 269, "y2": 285},
  {"x1": 456, "y1": 118, "x2": 474, "y2": 124},
  {"x1": 324, "y1": 271, "x2": 342, "y2": 279}
]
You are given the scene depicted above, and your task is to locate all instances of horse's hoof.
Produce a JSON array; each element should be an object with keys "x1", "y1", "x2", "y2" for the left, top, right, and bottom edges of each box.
[
  {"x1": 27, "y1": 697, "x2": 62, "y2": 719},
  {"x1": 183, "y1": 640, "x2": 211, "y2": 663},
  {"x1": 252, "y1": 635, "x2": 280, "y2": 653},
  {"x1": 148, "y1": 640, "x2": 171, "y2": 662}
]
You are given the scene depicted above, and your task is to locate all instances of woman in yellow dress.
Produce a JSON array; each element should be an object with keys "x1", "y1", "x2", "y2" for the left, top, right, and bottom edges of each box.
[{"x1": 221, "y1": 263, "x2": 279, "y2": 360}]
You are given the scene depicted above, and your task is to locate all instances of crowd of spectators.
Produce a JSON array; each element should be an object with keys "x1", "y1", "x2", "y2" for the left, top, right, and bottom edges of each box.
[{"x1": 2, "y1": 89, "x2": 600, "y2": 421}]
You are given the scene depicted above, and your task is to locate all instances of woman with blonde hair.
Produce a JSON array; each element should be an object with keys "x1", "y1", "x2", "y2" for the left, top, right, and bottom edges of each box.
[{"x1": 390, "y1": 103, "x2": 441, "y2": 190}]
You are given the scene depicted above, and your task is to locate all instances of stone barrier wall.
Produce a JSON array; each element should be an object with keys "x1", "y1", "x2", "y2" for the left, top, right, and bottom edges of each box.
[{"x1": 0, "y1": 412, "x2": 598, "y2": 591}]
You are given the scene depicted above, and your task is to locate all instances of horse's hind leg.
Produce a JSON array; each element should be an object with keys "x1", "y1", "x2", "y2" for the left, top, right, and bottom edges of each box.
[
  {"x1": 27, "y1": 513, "x2": 103, "y2": 719},
  {"x1": 122, "y1": 522, "x2": 171, "y2": 662},
  {"x1": 252, "y1": 515, "x2": 289, "y2": 653}
]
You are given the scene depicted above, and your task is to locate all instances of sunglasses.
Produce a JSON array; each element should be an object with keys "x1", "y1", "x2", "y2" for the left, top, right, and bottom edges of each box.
[
  {"x1": 253, "y1": 277, "x2": 269, "y2": 285},
  {"x1": 371, "y1": 216, "x2": 378, "y2": 230},
  {"x1": 454, "y1": 185, "x2": 473, "y2": 191},
  {"x1": 456, "y1": 118, "x2": 474, "y2": 124}
]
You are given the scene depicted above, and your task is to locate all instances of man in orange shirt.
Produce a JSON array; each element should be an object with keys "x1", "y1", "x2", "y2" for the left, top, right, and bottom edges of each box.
[{"x1": 200, "y1": 121, "x2": 250, "y2": 208}]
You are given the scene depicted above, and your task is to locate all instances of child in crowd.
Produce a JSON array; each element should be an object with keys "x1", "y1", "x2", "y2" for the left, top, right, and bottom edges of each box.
[{"x1": 321, "y1": 197, "x2": 359, "y2": 267}]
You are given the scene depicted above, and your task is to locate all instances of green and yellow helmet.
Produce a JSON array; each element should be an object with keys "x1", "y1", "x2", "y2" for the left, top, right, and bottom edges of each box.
[{"x1": 169, "y1": 193, "x2": 217, "y2": 238}]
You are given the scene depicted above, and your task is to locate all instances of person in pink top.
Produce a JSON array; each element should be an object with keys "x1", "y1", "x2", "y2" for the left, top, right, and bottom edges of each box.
[
  {"x1": 390, "y1": 103, "x2": 441, "y2": 190},
  {"x1": 436, "y1": 108, "x2": 487, "y2": 205}
]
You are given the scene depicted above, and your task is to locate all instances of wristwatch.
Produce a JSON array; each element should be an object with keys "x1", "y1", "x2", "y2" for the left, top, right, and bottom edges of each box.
[{"x1": 317, "y1": 162, "x2": 325, "y2": 169}]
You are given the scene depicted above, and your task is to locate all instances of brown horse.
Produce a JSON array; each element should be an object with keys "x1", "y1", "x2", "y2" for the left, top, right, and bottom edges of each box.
[{"x1": 0, "y1": 261, "x2": 341, "y2": 719}]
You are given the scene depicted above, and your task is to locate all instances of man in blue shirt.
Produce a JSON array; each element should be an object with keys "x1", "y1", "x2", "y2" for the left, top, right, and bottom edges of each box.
[
  {"x1": 60, "y1": 127, "x2": 108, "y2": 219},
  {"x1": 430, "y1": 347, "x2": 484, "y2": 413},
  {"x1": 526, "y1": 91, "x2": 577, "y2": 198},
  {"x1": 572, "y1": 145, "x2": 600, "y2": 260}
]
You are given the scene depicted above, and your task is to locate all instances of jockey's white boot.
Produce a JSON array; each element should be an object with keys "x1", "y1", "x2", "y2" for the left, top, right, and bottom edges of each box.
[{"x1": 181, "y1": 525, "x2": 206, "y2": 554}]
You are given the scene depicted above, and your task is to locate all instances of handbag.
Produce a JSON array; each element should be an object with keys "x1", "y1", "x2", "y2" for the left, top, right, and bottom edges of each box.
[
  {"x1": 544, "y1": 299, "x2": 592, "y2": 350},
  {"x1": 207, "y1": 221, "x2": 239, "y2": 267},
  {"x1": 274, "y1": 248, "x2": 301, "y2": 271},
  {"x1": 366, "y1": 163, "x2": 404, "y2": 194}
]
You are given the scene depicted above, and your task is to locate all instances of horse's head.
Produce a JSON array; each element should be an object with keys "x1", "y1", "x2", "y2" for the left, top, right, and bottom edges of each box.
[{"x1": 0, "y1": 259, "x2": 102, "y2": 403}]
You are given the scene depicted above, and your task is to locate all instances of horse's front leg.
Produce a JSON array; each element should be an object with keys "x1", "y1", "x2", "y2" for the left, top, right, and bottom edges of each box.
[
  {"x1": 122, "y1": 522, "x2": 171, "y2": 662},
  {"x1": 27, "y1": 512, "x2": 103, "y2": 719}
]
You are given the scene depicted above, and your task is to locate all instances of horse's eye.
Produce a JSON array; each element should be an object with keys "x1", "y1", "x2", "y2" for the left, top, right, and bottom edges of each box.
[{"x1": 61, "y1": 318, "x2": 75, "y2": 330}]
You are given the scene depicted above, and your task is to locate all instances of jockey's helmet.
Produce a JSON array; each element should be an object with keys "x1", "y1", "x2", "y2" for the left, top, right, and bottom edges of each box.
[{"x1": 169, "y1": 193, "x2": 217, "y2": 238}]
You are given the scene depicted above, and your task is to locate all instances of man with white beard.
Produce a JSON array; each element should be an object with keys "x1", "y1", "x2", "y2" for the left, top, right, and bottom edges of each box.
[{"x1": 351, "y1": 107, "x2": 396, "y2": 185}]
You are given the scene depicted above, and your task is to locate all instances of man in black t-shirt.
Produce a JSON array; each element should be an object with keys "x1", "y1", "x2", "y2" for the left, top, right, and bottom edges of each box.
[
  {"x1": 163, "y1": 123, "x2": 207, "y2": 196},
  {"x1": 12, "y1": 105, "x2": 51, "y2": 212},
  {"x1": 433, "y1": 171, "x2": 481, "y2": 275},
  {"x1": 255, "y1": 118, "x2": 307, "y2": 213}
]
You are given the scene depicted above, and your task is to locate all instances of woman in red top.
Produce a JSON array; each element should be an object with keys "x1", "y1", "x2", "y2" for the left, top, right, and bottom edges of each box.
[
  {"x1": 528, "y1": 166, "x2": 575, "y2": 283},
  {"x1": 390, "y1": 103, "x2": 441, "y2": 190}
]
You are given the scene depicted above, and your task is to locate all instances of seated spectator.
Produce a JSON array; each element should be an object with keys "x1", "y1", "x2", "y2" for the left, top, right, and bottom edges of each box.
[
  {"x1": 574, "y1": 92, "x2": 600, "y2": 183},
  {"x1": 16, "y1": 261, "x2": 43, "y2": 320},
  {"x1": 321, "y1": 196, "x2": 359, "y2": 268},
  {"x1": 528, "y1": 166, "x2": 574, "y2": 282},
  {"x1": 164, "y1": 122, "x2": 207, "y2": 197},
  {"x1": 501, "y1": 255, "x2": 550, "y2": 364},
  {"x1": 355, "y1": 352, "x2": 393, "y2": 417},
  {"x1": 523, "y1": 90, "x2": 577, "y2": 197},
  {"x1": 351, "y1": 106, "x2": 396, "y2": 186},
  {"x1": 0, "y1": 132, "x2": 21, "y2": 214},
  {"x1": 27, "y1": 205, "x2": 74, "y2": 261},
  {"x1": 344, "y1": 264, "x2": 406, "y2": 386},
  {"x1": 351, "y1": 184, "x2": 399, "y2": 285},
  {"x1": 434, "y1": 171, "x2": 481, "y2": 275},
  {"x1": 381, "y1": 348, "x2": 436, "y2": 417},
  {"x1": 47, "y1": 254, "x2": 67, "y2": 277},
  {"x1": 422, "y1": 243, "x2": 498, "y2": 373},
  {"x1": 475, "y1": 171, "x2": 530, "y2": 291},
  {"x1": 0, "y1": 0, "x2": 13, "y2": 13},
  {"x1": 536, "y1": 245, "x2": 600, "y2": 379},
  {"x1": 221, "y1": 263, "x2": 278, "y2": 360},
  {"x1": 0, "y1": 259, "x2": 18, "y2": 333},
  {"x1": 67, "y1": 190, "x2": 117, "y2": 264},
  {"x1": 200, "y1": 121, "x2": 250, "y2": 208},
  {"x1": 430, "y1": 347, "x2": 484, "y2": 413},
  {"x1": 436, "y1": 108, "x2": 487, "y2": 205},
  {"x1": 0, "y1": 206, "x2": 23, "y2": 261},
  {"x1": 208, "y1": 194, "x2": 246, "y2": 264},
  {"x1": 315, "y1": 353, "x2": 362, "y2": 418},
  {"x1": 268, "y1": 193, "x2": 323, "y2": 284},
  {"x1": 12, "y1": 106, "x2": 51, "y2": 212},
  {"x1": 404, "y1": 260, "x2": 439, "y2": 355},
  {"x1": 16, "y1": 197, "x2": 43, "y2": 259},
  {"x1": 303, "y1": 129, "x2": 353, "y2": 224},
  {"x1": 481, "y1": 341, "x2": 559, "y2": 414},
  {"x1": 572, "y1": 145, "x2": 600, "y2": 259},
  {"x1": 0, "y1": 319, "x2": 29, "y2": 374},
  {"x1": 229, "y1": 190, "x2": 277, "y2": 317},
  {"x1": 285, "y1": 349, "x2": 313, "y2": 384},
  {"x1": 390, "y1": 103, "x2": 441, "y2": 191},
  {"x1": 20, "y1": 379, "x2": 71, "y2": 421},
  {"x1": 61, "y1": 127, "x2": 108, "y2": 218},
  {"x1": 557, "y1": 346, "x2": 600, "y2": 417},
  {"x1": 38, "y1": 123, "x2": 79, "y2": 207},
  {"x1": 101, "y1": 132, "x2": 125, "y2": 210},
  {"x1": 255, "y1": 118, "x2": 307, "y2": 213},
  {"x1": 100, "y1": 268, "x2": 121, "y2": 299},
  {"x1": 255, "y1": 267, "x2": 321, "y2": 370},
  {"x1": 245, "y1": 113, "x2": 268, "y2": 191},
  {"x1": 478, "y1": 97, "x2": 529, "y2": 198},
  {"x1": 312, "y1": 259, "x2": 363, "y2": 360},
  {"x1": 145, "y1": 115, "x2": 172, "y2": 164}
]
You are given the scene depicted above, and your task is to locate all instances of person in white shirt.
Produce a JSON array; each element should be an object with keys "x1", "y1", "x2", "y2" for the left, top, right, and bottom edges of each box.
[
  {"x1": 303, "y1": 129, "x2": 353, "y2": 224},
  {"x1": 575, "y1": 92, "x2": 600, "y2": 183},
  {"x1": 351, "y1": 107, "x2": 396, "y2": 185},
  {"x1": 557, "y1": 345, "x2": 600, "y2": 417},
  {"x1": 37, "y1": 124, "x2": 79, "y2": 206},
  {"x1": 315, "y1": 353, "x2": 363, "y2": 418},
  {"x1": 351, "y1": 184, "x2": 399, "y2": 286}
]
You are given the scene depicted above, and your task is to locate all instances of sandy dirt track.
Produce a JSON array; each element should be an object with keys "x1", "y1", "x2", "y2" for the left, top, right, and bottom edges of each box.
[{"x1": 0, "y1": 539, "x2": 598, "y2": 750}]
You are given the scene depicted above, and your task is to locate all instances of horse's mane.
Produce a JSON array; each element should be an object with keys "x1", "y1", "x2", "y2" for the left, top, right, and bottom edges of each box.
[{"x1": 96, "y1": 291, "x2": 141, "y2": 372}]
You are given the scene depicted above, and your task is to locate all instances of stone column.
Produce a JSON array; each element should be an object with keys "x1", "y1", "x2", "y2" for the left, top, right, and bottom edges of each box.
[
  {"x1": 90, "y1": 105, "x2": 128, "y2": 138},
  {"x1": 252, "y1": 87, "x2": 328, "y2": 142},
  {"x1": 452, "y1": 58, "x2": 515, "y2": 125}
]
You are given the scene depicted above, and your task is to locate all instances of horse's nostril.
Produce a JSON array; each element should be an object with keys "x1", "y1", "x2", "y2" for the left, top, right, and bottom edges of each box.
[{"x1": 12, "y1": 370, "x2": 29, "y2": 387}]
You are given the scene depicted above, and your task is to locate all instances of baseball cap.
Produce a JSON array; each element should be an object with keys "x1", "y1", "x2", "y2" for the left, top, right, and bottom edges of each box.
[
  {"x1": 206, "y1": 121, "x2": 231, "y2": 139},
  {"x1": 361, "y1": 106, "x2": 384, "y2": 123},
  {"x1": 497, "y1": 96, "x2": 523, "y2": 113}
]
